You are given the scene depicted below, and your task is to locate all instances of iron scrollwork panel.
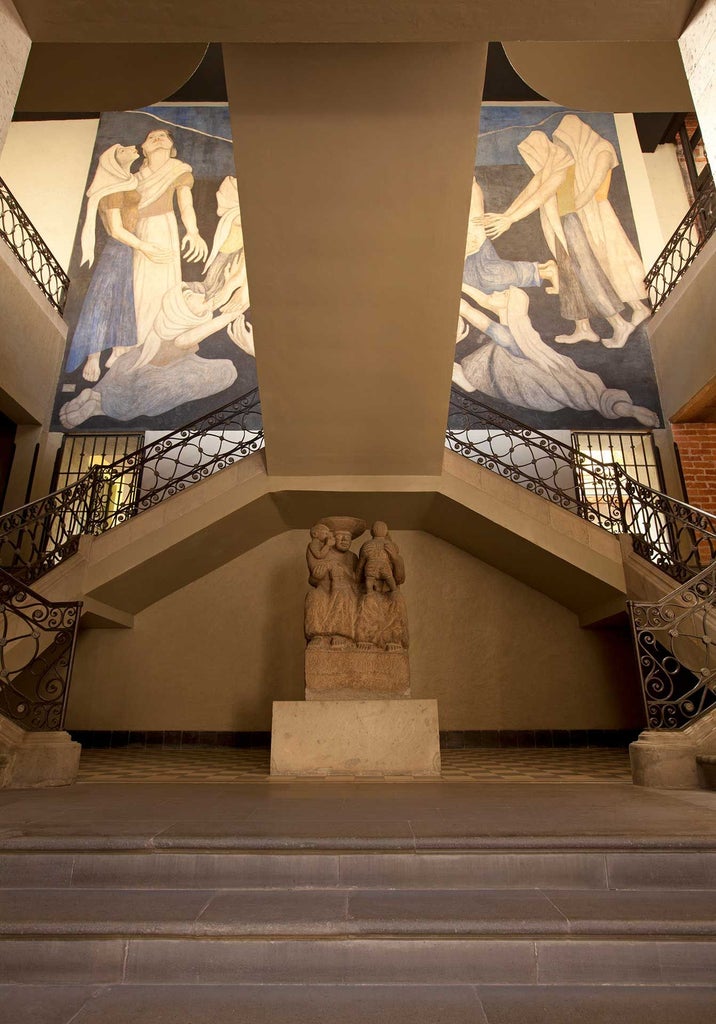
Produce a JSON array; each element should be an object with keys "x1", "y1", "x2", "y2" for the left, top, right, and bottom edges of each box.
[
  {"x1": 628, "y1": 562, "x2": 716, "y2": 730},
  {"x1": 0, "y1": 175, "x2": 69, "y2": 315},
  {"x1": 0, "y1": 569, "x2": 81, "y2": 731},
  {"x1": 447, "y1": 388, "x2": 622, "y2": 532}
]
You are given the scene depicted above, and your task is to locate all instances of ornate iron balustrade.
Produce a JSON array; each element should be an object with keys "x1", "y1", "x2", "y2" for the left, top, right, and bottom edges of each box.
[
  {"x1": 447, "y1": 388, "x2": 624, "y2": 533},
  {"x1": 0, "y1": 175, "x2": 69, "y2": 315},
  {"x1": 644, "y1": 171, "x2": 716, "y2": 314},
  {"x1": 616, "y1": 465, "x2": 716, "y2": 584},
  {"x1": 0, "y1": 387, "x2": 263, "y2": 582},
  {"x1": 628, "y1": 560, "x2": 716, "y2": 730},
  {"x1": 447, "y1": 387, "x2": 716, "y2": 585},
  {"x1": 0, "y1": 569, "x2": 81, "y2": 731}
]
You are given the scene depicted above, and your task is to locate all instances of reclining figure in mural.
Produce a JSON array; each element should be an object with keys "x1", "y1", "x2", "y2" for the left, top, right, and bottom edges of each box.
[
  {"x1": 452, "y1": 180, "x2": 658, "y2": 428},
  {"x1": 58, "y1": 254, "x2": 250, "y2": 428},
  {"x1": 482, "y1": 124, "x2": 646, "y2": 349}
]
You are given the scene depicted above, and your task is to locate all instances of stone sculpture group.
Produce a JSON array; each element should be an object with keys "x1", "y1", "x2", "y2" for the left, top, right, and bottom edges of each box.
[{"x1": 303, "y1": 516, "x2": 410, "y2": 699}]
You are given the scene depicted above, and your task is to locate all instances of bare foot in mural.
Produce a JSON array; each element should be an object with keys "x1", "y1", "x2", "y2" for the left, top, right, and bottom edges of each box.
[
  {"x1": 555, "y1": 319, "x2": 600, "y2": 344},
  {"x1": 602, "y1": 315, "x2": 636, "y2": 349},
  {"x1": 630, "y1": 301, "x2": 650, "y2": 326},
  {"x1": 106, "y1": 345, "x2": 134, "y2": 368},
  {"x1": 82, "y1": 352, "x2": 102, "y2": 382},
  {"x1": 613, "y1": 400, "x2": 659, "y2": 428},
  {"x1": 59, "y1": 388, "x2": 104, "y2": 429}
]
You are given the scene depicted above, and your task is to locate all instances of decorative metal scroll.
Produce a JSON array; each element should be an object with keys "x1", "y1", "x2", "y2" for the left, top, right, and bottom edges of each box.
[
  {"x1": 0, "y1": 470, "x2": 103, "y2": 584},
  {"x1": 645, "y1": 171, "x2": 716, "y2": 314},
  {"x1": 0, "y1": 569, "x2": 81, "y2": 731},
  {"x1": 0, "y1": 175, "x2": 69, "y2": 315},
  {"x1": 616, "y1": 465, "x2": 716, "y2": 584},
  {"x1": 447, "y1": 388, "x2": 623, "y2": 533},
  {"x1": 628, "y1": 560, "x2": 716, "y2": 730},
  {"x1": 88, "y1": 386, "x2": 263, "y2": 531},
  {"x1": 0, "y1": 388, "x2": 263, "y2": 581}
]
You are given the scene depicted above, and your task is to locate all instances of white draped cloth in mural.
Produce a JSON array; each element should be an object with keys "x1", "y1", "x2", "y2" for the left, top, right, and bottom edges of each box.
[
  {"x1": 552, "y1": 115, "x2": 647, "y2": 304},
  {"x1": 133, "y1": 157, "x2": 193, "y2": 345},
  {"x1": 460, "y1": 286, "x2": 633, "y2": 418},
  {"x1": 92, "y1": 283, "x2": 237, "y2": 421}
]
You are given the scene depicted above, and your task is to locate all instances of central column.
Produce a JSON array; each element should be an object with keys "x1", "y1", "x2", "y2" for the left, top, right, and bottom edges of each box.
[{"x1": 223, "y1": 42, "x2": 486, "y2": 476}]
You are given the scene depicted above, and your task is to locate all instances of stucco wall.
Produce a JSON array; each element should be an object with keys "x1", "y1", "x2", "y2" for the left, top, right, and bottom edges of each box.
[
  {"x1": 0, "y1": 1, "x2": 29, "y2": 157},
  {"x1": 0, "y1": 118, "x2": 99, "y2": 271},
  {"x1": 66, "y1": 530, "x2": 643, "y2": 733}
]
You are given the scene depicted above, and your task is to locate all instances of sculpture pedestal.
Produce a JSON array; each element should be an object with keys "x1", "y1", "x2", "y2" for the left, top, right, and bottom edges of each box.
[
  {"x1": 270, "y1": 699, "x2": 441, "y2": 777},
  {"x1": 305, "y1": 646, "x2": 410, "y2": 700}
]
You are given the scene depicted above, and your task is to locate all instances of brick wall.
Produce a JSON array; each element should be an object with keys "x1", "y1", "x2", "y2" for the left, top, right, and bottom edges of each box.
[{"x1": 672, "y1": 422, "x2": 716, "y2": 513}]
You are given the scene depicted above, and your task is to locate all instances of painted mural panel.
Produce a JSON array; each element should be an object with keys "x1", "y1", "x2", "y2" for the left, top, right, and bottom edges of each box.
[
  {"x1": 52, "y1": 106, "x2": 256, "y2": 432},
  {"x1": 452, "y1": 106, "x2": 662, "y2": 431}
]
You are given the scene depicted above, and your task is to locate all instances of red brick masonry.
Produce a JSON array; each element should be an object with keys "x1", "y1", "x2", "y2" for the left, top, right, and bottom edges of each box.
[{"x1": 672, "y1": 422, "x2": 716, "y2": 514}]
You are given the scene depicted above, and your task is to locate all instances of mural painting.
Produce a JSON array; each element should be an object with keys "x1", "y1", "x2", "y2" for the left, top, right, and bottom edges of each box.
[
  {"x1": 54, "y1": 104, "x2": 662, "y2": 435},
  {"x1": 53, "y1": 106, "x2": 256, "y2": 433},
  {"x1": 452, "y1": 106, "x2": 662, "y2": 431}
]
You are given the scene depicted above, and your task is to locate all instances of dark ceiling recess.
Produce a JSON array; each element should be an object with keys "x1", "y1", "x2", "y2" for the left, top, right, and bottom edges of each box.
[{"x1": 10, "y1": 41, "x2": 685, "y2": 155}]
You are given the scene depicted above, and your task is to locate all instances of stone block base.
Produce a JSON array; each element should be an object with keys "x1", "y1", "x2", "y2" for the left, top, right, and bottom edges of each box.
[
  {"x1": 270, "y1": 699, "x2": 440, "y2": 777},
  {"x1": 0, "y1": 717, "x2": 80, "y2": 789},
  {"x1": 629, "y1": 730, "x2": 699, "y2": 789},
  {"x1": 305, "y1": 646, "x2": 409, "y2": 700}
]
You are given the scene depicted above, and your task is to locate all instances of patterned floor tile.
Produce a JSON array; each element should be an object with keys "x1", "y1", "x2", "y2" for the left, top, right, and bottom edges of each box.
[{"x1": 76, "y1": 746, "x2": 632, "y2": 784}]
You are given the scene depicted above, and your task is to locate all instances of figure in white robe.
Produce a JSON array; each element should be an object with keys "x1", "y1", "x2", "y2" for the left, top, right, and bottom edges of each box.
[
  {"x1": 552, "y1": 114, "x2": 650, "y2": 325},
  {"x1": 454, "y1": 182, "x2": 658, "y2": 427},
  {"x1": 131, "y1": 128, "x2": 208, "y2": 352},
  {"x1": 483, "y1": 132, "x2": 637, "y2": 349}
]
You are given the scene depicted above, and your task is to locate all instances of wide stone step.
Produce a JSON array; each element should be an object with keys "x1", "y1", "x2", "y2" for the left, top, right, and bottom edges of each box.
[
  {"x1": 2, "y1": 934, "x2": 715, "y2": 988},
  {"x1": 1, "y1": 983, "x2": 716, "y2": 1024},
  {"x1": 2, "y1": 887, "x2": 716, "y2": 938},
  {"x1": 2, "y1": 848, "x2": 716, "y2": 890}
]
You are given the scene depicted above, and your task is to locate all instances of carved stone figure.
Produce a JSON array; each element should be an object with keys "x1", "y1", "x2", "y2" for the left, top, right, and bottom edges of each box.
[{"x1": 304, "y1": 516, "x2": 409, "y2": 699}]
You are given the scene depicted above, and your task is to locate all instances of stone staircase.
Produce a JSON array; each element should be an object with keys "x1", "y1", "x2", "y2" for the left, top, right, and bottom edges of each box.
[{"x1": 2, "y1": 831, "x2": 716, "y2": 1021}]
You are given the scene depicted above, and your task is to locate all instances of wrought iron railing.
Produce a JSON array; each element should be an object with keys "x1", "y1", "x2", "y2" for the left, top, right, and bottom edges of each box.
[
  {"x1": 628, "y1": 560, "x2": 716, "y2": 730},
  {"x1": 616, "y1": 466, "x2": 716, "y2": 584},
  {"x1": 447, "y1": 389, "x2": 624, "y2": 532},
  {"x1": 644, "y1": 170, "x2": 716, "y2": 313},
  {"x1": 0, "y1": 569, "x2": 81, "y2": 731},
  {"x1": 447, "y1": 387, "x2": 716, "y2": 584},
  {"x1": 0, "y1": 387, "x2": 263, "y2": 583},
  {"x1": 0, "y1": 175, "x2": 69, "y2": 315}
]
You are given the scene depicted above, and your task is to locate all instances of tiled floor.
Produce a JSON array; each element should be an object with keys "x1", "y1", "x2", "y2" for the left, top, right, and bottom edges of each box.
[{"x1": 77, "y1": 745, "x2": 632, "y2": 784}]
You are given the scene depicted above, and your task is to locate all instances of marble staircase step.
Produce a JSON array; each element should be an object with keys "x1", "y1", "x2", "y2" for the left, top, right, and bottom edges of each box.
[
  {"x1": 2, "y1": 886, "x2": 716, "y2": 939},
  {"x1": 3, "y1": 983, "x2": 716, "y2": 1024},
  {"x1": 2, "y1": 847, "x2": 716, "y2": 890}
]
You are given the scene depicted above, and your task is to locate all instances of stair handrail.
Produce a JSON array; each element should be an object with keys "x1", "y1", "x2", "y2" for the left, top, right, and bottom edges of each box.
[
  {"x1": 644, "y1": 169, "x2": 716, "y2": 314},
  {"x1": 628, "y1": 558, "x2": 716, "y2": 730},
  {"x1": 447, "y1": 387, "x2": 625, "y2": 533},
  {"x1": 0, "y1": 568, "x2": 81, "y2": 731},
  {"x1": 0, "y1": 174, "x2": 69, "y2": 315},
  {"x1": 0, "y1": 386, "x2": 263, "y2": 582},
  {"x1": 447, "y1": 386, "x2": 716, "y2": 583},
  {"x1": 614, "y1": 463, "x2": 716, "y2": 583}
]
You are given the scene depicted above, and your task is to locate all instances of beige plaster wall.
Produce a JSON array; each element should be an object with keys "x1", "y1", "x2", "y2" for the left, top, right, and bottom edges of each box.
[
  {"x1": 642, "y1": 144, "x2": 691, "y2": 246},
  {"x1": 66, "y1": 530, "x2": 643, "y2": 733},
  {"x1": 680, "y1": 0, "x2": 716, "y2": 166},
  {"x1": 0, "y1": 240, "x2": 66, "y2": 426},
  {"x1": 0, "y1": 118, "x2": 98, "y2": 271},
  {"x1": 0, "y1": 0, "x2": 30, "y2": 157}
]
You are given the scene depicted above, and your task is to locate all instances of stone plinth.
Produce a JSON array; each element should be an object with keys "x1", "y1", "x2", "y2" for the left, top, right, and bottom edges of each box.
[
  {"x1": 0, "y1": 717, "x2": 80, "y2": 789},
  {"x1": 270, "y1": 699, "x2": 441, "y2": 777},
  {"x1": 629, "y1": 730, "x2": 699, "y2": 790},
  {"x1": 305, "y1": 647, "x2": 410, "y2": 700}
]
